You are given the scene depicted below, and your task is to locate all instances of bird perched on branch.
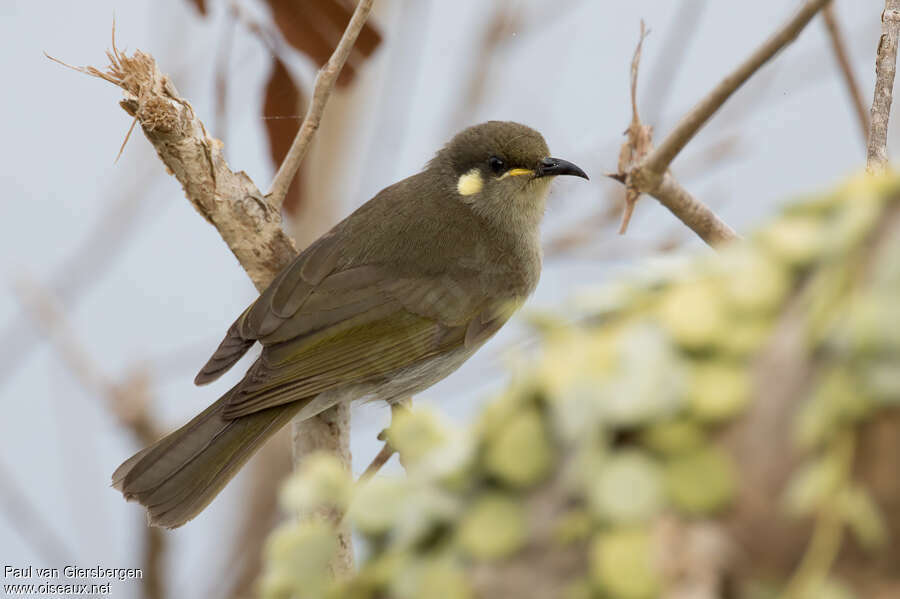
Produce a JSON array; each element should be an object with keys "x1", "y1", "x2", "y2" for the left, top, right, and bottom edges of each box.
[{"x1": 112, "y1": 121, "x2": 588, "y2": 528}]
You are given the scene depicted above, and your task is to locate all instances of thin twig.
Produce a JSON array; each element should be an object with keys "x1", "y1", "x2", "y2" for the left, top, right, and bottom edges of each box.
[
  {"x1": 547, "y1": 134, "x2": 740, "y2": 258},
  {"x1": 359, "y1": 443, "x2": 396, "y2": 482},
  {"x1": 115, "y1": 115, "x2": 139, "y2": 163},
  {"x1": 822, "y1": 3, "x2": 870, "y2": 143},
  {"x1": 359, "y1": 398, "x2": 411, "y2": 482},
  {"x1": 642, "y1": 0, "x2": 831, "y2": 176},
  {"x1": 267, "y1": 0, "x2": 375, "y2": 210},
  {"x1": 867, "y1": 0, "x2": 900, "y2": 174}
]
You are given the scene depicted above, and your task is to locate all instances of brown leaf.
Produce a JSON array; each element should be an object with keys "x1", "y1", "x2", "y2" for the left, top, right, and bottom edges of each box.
[
  {"x1": 264, "y1": 58, "x2": 307, "y2": 214},
  {"x1": 317, "y1": 0, "x2": 382, "y2": 57},
  {"x1": 265, "y1": 0, "x2": 382, "y2": 87},
  {"x1": 188, "y1": 0, "x2": 207, "y2": 16}
]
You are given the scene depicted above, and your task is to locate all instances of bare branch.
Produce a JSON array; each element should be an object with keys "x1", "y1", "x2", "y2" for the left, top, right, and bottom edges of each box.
[
  {"x1": 642, "y1": 0, "x2": 831, "y2": 176},
  {"x1": 615, "y1": 22, "x2": 739, "y2": 246},
  {"x1": 359, "y1": 443, "x2": 396, "y2": 483},
  {"x1": 650, "y1": 173, "x2": 739, "y2": 247},
  {"x1": 141, "y1": 525, "x2": 167, "y2": 599},
  {"x1": 867, "y1": 1, "x2": 900, "y2": 174},
  {"x1": 267, "y1": 0, "x2": 375, "y2": 210},
  {"x1": 292, "y1": 402, "x2": 354, "y2": 575},
  {"x1": 614, "y1": 1, "x2": 829, "y2": 247},
  {"x1": 359, "y1": 398, "x2": 411, "y2": 483},
  {"x1": 822, "y1": 3, "x2": 870, "y2": 143}
]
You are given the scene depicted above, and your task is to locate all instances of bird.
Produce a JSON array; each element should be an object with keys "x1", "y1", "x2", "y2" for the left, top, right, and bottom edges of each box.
[{"x1": 112, "y1": 120, "x2": 588, "y2": 528}]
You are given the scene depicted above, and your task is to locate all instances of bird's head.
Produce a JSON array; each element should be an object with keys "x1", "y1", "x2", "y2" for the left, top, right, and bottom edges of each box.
[{"x1": 430, "y1": 121, "x2": 588, "y2": 230}]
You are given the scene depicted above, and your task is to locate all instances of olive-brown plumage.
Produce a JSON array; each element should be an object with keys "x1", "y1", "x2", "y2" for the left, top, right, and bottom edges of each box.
[{"x1": 112, "y1": 121, "x2": 588, "y2": 528}]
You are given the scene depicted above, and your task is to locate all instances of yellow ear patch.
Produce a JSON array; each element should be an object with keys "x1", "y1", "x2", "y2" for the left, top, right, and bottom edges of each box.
[{"x1": 457, "y1": 169, "x2": 484, "y2": 196}]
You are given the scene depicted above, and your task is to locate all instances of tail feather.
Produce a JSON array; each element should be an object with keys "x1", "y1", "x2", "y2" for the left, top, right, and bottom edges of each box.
[
  {"x1": 194, "y1": 319, "x2": 255, "y2": 386},
  {"x1": 112, "y1": 392, "x2": 300, "y2": 528}
]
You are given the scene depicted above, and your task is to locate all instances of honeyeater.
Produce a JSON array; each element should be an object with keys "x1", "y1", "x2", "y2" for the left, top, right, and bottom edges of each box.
[{"x1": 113, "y1": 121, "x2": 588, "y2": 528}]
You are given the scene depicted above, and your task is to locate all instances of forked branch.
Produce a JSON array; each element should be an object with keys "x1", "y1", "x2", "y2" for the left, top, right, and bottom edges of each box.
[
  {"x1": 642, "y1": 0, "x2": 832, "y2": 176},
  {"x1": 613, "y1": 0, "x2": 830, "y2": 247}
]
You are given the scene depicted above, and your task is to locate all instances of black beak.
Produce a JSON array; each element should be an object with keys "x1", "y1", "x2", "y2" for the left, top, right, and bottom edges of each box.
[{"x1": 535, "y1": 157, "x2": 589, "y2": 180}]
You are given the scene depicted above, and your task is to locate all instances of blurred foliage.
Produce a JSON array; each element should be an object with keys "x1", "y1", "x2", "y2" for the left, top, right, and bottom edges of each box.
[{"x1": 259, "y1": 173, "x2": 900, "y2": 598}]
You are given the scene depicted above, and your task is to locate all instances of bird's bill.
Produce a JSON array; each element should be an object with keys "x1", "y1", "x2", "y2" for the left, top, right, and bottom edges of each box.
[{"x1": 535, "y1": 157, "x2": 589, "y2": 180}]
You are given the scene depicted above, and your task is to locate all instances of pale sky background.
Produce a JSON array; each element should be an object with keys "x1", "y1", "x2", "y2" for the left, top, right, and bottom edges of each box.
[{"x1": 0, "y1": 0, "x2": 887, "y2": 596}]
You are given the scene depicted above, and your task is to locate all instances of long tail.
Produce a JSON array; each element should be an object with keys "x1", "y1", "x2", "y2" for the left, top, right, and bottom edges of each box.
[{"x1": 112, "y1": 392, "x2": 301, "y2": 529}]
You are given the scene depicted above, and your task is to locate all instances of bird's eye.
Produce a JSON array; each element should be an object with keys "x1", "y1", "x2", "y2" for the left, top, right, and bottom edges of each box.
[{"x1": 488, "y1": 156, "x2": 506, "y2": 174}]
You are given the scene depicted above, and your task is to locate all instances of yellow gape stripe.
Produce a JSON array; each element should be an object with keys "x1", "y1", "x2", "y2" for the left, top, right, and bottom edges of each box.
[
  {"x1": 505, "y1": 168, "x2": 534, "y2": 177},
  {"x1": 457, "y1": 169, "x2": 483, "y2": 196},
  {"x1": 498, "y1": 168, "x2": 535, "y2": 180}
]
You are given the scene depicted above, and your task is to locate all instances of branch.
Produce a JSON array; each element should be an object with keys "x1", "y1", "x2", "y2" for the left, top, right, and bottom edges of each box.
[
  {"x1": 359, "y1": 398, "x2": 411, "y2": 483},
  {"x1": 291, "y1": 403, "x2": 354, "y2": 574},
  {"x1": 47, "y1": 45, "x2": 297, "y2": 287},
  {"x1": 359, "y1": 443, "x2": 396, "y2": 483},
  {"x1": 267, "y1": 0, "x2": 375, "y2": 210},
  {"x1": 822, "y1": 3, "x2": 870, "y2": 143},
  {"x1": 867, "y1": 0, "x2": 900, "y2": 174},
  {"x1": 646, "y1": 172, "x2": 739, "y2": 246},
  {"x1": 642, "y1": 0, "x2": 831, "y2": 176},
  {"x1": 613, "y1": 23, "x2": 739, "y2": 247},
  {"x1": 54, "y1": 13, "x2": 370, "y2": 578},
  {"x1": 614, "y1": 0, "x2": 829, "y2": 247}
]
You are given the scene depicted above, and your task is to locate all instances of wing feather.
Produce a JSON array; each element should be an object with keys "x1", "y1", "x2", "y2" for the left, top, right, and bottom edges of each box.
[
  {"x1": 222, "y1": 311, "x2": 466, "y2": 419},
  {"x1": 197, "y1": 221, "x2": 509, "y2": 419}
]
